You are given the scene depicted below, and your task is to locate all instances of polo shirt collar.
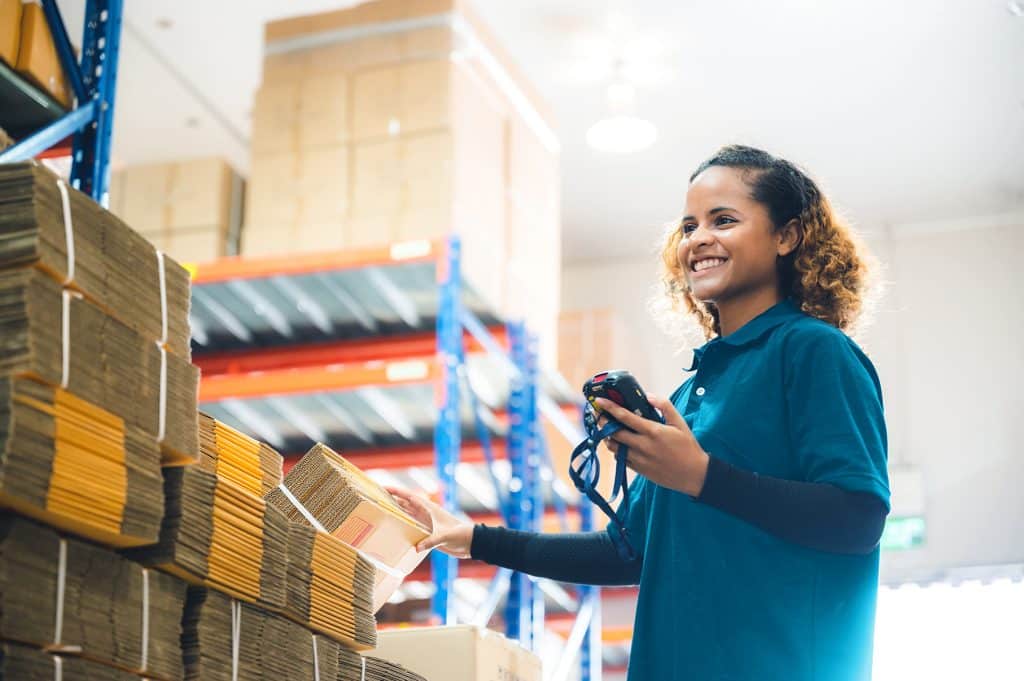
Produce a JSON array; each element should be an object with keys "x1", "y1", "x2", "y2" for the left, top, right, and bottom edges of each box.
[{"x1": 685, "y1": 298, "x2": 803, "y2": 370}]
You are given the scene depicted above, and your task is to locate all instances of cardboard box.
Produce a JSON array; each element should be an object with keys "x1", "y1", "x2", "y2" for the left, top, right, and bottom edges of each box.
[
  {"x1": 351, "y1": 59, "x2": 450, "y2": 140},
  {"x1": 372, "y1": 625, "x2": 542, "y2": 681},
  {"x1": 0, "y1": 0, "x2": 20, "y2": 66},
  {"x1": 16, "y1": 2, "x2": 70, "y2": 106}
]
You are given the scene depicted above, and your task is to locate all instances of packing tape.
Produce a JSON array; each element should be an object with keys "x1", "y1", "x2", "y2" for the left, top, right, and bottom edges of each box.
[
  {"x1": 277, "y1": 484, "x2": 328, "y2": 534},
  {"x1": 59, "y1": 291, "x2": 82, "y2": 390},
  {"x1": 56, "y1": 179, "x2": 75, "y2": 285},
  {"x1": 140, "y1": 568, "x2": 150, "y2": 673},
  {"x1": 155, "y1": 250, "x2": 168, "y2": 345},
  {"x1": 231, "y1": 600, "x2": 242, "y2": 681},
  {"x1": 156, "y1": 344, "x2": 167, "y2": 443},
  {"x1": 53, "y1": 538, "x2": 67, "y2": 647},
  {"x1": 312, "y1": 634, "x2": 320, "y2": 681}
]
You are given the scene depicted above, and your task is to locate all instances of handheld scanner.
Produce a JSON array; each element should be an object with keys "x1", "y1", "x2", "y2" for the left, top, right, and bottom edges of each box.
[{"x1": 582, "y1": 370, "x2": 662, "y2": 426}]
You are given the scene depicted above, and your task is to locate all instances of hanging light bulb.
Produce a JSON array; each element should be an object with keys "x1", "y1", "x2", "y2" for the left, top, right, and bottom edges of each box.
[{"x1": 586, "y1": 62, "x2": 657, "y2": 154}]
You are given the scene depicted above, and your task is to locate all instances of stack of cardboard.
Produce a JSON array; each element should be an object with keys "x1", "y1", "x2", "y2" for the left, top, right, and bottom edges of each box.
[
  {"x1": 127, "y1": 466, "x2": 289, "y2": 613},
  {"x1": 198, "y1": 413, "x2": 283, "y2": 497},
  {"x1": 284, "y1": 522, "x2": 377, "y2": 649},
  {"x1": 265, "y1": 443, "x2": 430, "y2": 610},
  {"x1": 0, "y1": 163, "x2": 193, "y2": 360},
  {"x1": 245, "y1": 0, "x2": 561, "y2": 362},
  {"x1": 108, "y1": 158, "x2": 245, "y2": 265},
  {"x1": 11, "y1": 1, "x2": 70, "y2": 107},
  {"x1": 372, "y1": 625, "x2": 543, "y2": 681},
  {"x1": 340, "y1": 649, "x2": 425, "y2": 681},
  {"x1": 182, "y1": 586, "x2": 349, "y2": 681},
  {"x1": 0, "y1": 643, "x2": 138, "y2": 681},
  {"x1": 0, "y1": 514, "x2": 187, "y2": 680}
]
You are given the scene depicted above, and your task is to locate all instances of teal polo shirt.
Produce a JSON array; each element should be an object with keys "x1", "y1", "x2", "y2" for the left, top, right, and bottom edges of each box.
[{"x1": 619, "y1": 298, "x2": 890, "y2": 681}]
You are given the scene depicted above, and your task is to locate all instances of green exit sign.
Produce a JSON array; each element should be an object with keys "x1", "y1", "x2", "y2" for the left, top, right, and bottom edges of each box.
[{"x1": 881, "y1": 516, "x2": 926, "y2": 551}]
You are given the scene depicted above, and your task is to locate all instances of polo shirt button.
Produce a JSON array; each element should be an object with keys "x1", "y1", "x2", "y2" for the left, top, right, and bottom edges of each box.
[{"x1": 695, "y1": 386, "x2": 706, "y2": 396}]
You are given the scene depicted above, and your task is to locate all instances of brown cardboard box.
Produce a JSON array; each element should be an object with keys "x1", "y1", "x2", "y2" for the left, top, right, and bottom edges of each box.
[
  {"x1": 373, "y1": 625, "x2": 542, "y2": 681},
  {"x1": 351, "y1": 59, "x2": 450, "y2": 141},
  {"x1": 0, "y1": 0, "x2": 20, "y2": 66},
  {"x1": 16, "y1": 2, "x2": 70, "y2": 106}
]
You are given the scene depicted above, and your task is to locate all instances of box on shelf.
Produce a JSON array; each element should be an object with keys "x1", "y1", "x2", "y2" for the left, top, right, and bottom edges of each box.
[
  {"x1": 245, "y1": 0, "x2": 561, "y2": 362},
  {"x1": 373, "y1": 625, "x2": 543, "y2": 681},
  {"x1": 15, "y1": 1, "x2": 70, "y2": 106},
  {"x1": 0, "y1": 0, "x2": 20, "y2": 66},
  {"x1": 110, "y1": 157, "x2": 244, "y2": 264}
]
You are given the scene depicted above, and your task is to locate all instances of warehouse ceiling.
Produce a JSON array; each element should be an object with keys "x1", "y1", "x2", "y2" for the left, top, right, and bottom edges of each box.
[{"x1": 57, "y1": 0, "x2": 1024, "y2": 262}]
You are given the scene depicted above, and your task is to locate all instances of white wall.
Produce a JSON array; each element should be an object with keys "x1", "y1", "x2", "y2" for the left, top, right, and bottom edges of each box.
[{"x1": 560, "y1": 217, "x2": 1024, "y2": 582}]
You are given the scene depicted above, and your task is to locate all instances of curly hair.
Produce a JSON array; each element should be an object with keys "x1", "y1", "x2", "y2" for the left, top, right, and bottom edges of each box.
[{"x1": 657, "y1": 145, "x2": 877, "y2": 340}]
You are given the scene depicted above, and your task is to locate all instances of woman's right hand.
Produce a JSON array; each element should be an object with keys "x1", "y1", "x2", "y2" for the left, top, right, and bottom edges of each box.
[{"x1": 386, "y1": 486, "x2": 475, "y2": 559}]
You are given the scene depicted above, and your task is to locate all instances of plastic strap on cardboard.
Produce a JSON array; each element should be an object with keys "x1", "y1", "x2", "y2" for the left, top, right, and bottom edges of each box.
[
  {"x1": 56, "y1": 179, "x2": 75, "y2": 285},
  {"x1": 231, "y1": 600, "x2": 242, "y2": 681}
]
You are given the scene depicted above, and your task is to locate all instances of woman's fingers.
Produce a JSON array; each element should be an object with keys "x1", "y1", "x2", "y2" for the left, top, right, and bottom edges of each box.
[
  {"x1": 594, "y1": 398, "x2": 657, "y2": 435},
  {"x1": 647, "y1": 395, "x2": 687, "y2": 430}
]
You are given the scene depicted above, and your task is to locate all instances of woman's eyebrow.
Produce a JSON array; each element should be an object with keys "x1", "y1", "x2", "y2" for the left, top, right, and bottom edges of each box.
[{"x1": 681, "y1": 206, "x2": 737, "y2": 221}]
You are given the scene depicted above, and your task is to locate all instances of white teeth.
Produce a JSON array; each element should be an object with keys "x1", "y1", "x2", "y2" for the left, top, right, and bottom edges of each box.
[{"x1": 693, "y1": 258, "x2": 725, "y2": 272}]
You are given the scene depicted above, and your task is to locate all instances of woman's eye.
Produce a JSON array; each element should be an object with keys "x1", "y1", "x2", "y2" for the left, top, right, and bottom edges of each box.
[
  {"x1": 714, "y1": 216, "x2": 736, "y2": 226},
  {"x1": 680, "y1": 223, "x2": 697, "y2": 236}
]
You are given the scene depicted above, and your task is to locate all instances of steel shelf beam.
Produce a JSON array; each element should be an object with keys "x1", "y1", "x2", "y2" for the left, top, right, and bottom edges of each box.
[{"x1": 0, "y1": 0, "x2": 122, "y2": 205}]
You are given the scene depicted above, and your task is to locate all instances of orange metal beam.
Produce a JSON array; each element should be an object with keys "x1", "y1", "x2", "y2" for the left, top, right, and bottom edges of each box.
[
  {"x1": 194, "y1": 327, "x2": 508, "y2": 376},
  {"x1": 199, "y1": 357, "x2": 439, "y2": 401},
  {"x1": 190, "y1": 239, "x2": 440, "y2": 284}
]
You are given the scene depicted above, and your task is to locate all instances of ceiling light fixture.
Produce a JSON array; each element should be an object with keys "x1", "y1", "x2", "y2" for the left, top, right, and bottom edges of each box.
[
  {"x1": 586, "y1": 62, "x2": 657, "y2": 154},
  {"x1": 1009, "y1": 0, "x2": 1024, "y2": 16}
]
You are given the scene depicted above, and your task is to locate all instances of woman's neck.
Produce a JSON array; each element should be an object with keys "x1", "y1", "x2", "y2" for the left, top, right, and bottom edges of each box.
[{"x1": 716, "y1": 289, "x2": 784, "y2": 337}]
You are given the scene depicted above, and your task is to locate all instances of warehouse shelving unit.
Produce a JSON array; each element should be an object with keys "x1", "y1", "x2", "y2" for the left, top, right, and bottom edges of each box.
[
  {"x1": 0, "y1": 0, "x2": 122, "y2": 205},
  {"x1": 191, "y1": 235, "x2": 603, "y2": 680}
]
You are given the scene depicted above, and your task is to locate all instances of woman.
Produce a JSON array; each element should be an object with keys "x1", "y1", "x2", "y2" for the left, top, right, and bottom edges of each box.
[{"x1": 389, "y1": 145, "x2": 890, "y2": 681}]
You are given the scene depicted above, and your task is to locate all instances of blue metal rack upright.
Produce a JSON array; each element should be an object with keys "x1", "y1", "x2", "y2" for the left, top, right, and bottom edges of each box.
[{"x1": 0, "y1": 0, "x2": 123, "y2": 206}]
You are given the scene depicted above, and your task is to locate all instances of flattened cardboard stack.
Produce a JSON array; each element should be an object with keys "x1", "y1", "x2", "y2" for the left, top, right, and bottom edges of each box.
[
  {"x1": 285, "y1": 522, "x2": 376, "y2": 650},
  {"x1": 182, "y1": 586, "x2": 345, "y2": 681},
  {"x1": 339, "y1": 649, "x2": 425, "y2": 681},
  {"x1": 0, "y1": 163, "x2": 193, "y2": 360},
  {"x1": 265, "y1": 443, "x2": 430, "y2": 611},
  {"x1": 0, "y1": 643, "x2": 138, "y2": 681},
  {"x1": 0, "y1": 514, "x2": 186, "y2": 680},
  {"x1": 108, "y1": 158, "x2": 245, "y2": 264},
  {"x1": 198, "y1": 413, "x2": 282, "y2": 497},
  {"x1": 127, "y1": 465, "x2": 288, "y2": 612}
]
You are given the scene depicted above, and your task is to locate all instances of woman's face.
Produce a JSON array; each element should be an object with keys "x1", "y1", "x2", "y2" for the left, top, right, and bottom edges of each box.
[{"x1": 676, "y1": 166, "x2": 787, "y2": 306}]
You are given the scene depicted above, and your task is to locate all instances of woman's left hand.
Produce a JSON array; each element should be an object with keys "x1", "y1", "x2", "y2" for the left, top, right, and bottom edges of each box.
[{"x1": 594, "y1": 396, "x2": 710, "y2": 497}]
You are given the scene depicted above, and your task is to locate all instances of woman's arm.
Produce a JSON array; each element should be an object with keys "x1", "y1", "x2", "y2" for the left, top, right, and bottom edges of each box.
[
  {"x1": 471, "y1": 526, "x2": 642, "y2": 586},
  {"x1": 697, "y1": 456, "x2": 887, "y2": 554}
]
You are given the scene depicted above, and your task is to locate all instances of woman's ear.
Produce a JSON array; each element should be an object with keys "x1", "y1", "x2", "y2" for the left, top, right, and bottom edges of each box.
[{"x1": 777, "y1": 218, "x2": 801, "y2": 257}]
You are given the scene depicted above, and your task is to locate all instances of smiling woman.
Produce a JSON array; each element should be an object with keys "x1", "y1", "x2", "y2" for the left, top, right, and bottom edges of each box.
[{"x1": 391, "y1": 145, "x2": 891, "y2": 681}]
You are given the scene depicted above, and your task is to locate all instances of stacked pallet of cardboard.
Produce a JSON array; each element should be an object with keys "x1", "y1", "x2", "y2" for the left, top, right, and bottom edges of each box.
[
  {"x1": 245, "y1": 0, "x2": 561, "y2": 362},
  {"x1": 109, "y1": 158, "x2": 245, "y2": 264},
  {"x1": 265, "y1": 443, "x2": 430, "y2": 611},
  {"x1": 0, "y1": 514, "x2": 187, "y2": 680},
  {"x1": 126, "y1": 465, "x2": 289, "y2": 613},
  {"x1": 0, "y1": 163, "x2": 198, "y2": 550},
  {"x1": 0, "y1": 643, "x2": 139, "y2": 681},
  {"x1": 198, "y1": 413, "x2": 283, "y2": 497}
]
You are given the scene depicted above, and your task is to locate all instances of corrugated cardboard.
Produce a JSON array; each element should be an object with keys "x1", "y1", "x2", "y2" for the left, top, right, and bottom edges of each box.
[
  {"x1": 15, "y1": 2, "x2": 70, "y2": 106},
  {"x1": 0, "y1": 0, "x2": 20, "y2": 66},
  {"x1": 373, "y1": 625, "x2": 543, "y2": 681}
]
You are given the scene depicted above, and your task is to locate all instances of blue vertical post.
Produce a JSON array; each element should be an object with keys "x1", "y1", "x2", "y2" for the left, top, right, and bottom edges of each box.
[
  {"x1": 432, "y1": 236, "x2": 462, "y2": 623},
  {"x1": 70, "y1": 0, "x2": 123, "y2": 206},
  {"x1": 578, "y1": 500, "x2": 603, "y2": 681},
  {"x1": 505, "y1": 321, "x2": 534, "y2": 646},
  {"x1": 527, "y1": 332, "x2": 545, "y2": 649}
]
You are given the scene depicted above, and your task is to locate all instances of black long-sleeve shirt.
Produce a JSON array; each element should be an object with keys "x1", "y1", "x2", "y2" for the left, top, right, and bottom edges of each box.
[{"x1": 470, "y1": 455, "x2": 888, "y2": 584}]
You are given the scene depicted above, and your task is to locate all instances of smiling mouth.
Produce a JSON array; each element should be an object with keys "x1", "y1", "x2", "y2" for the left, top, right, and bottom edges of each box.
[{"x1": 691, "y1": 257, "x2": 727, "y2": 273}]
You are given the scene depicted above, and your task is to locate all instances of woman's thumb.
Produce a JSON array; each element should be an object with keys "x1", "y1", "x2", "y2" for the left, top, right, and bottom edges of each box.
[
  {"x1": 648, "y1": 394, "x2": 686, "y2": 429},
  {"x1": 417, "y1": 531, "x2": 447, "y2": 552}
]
